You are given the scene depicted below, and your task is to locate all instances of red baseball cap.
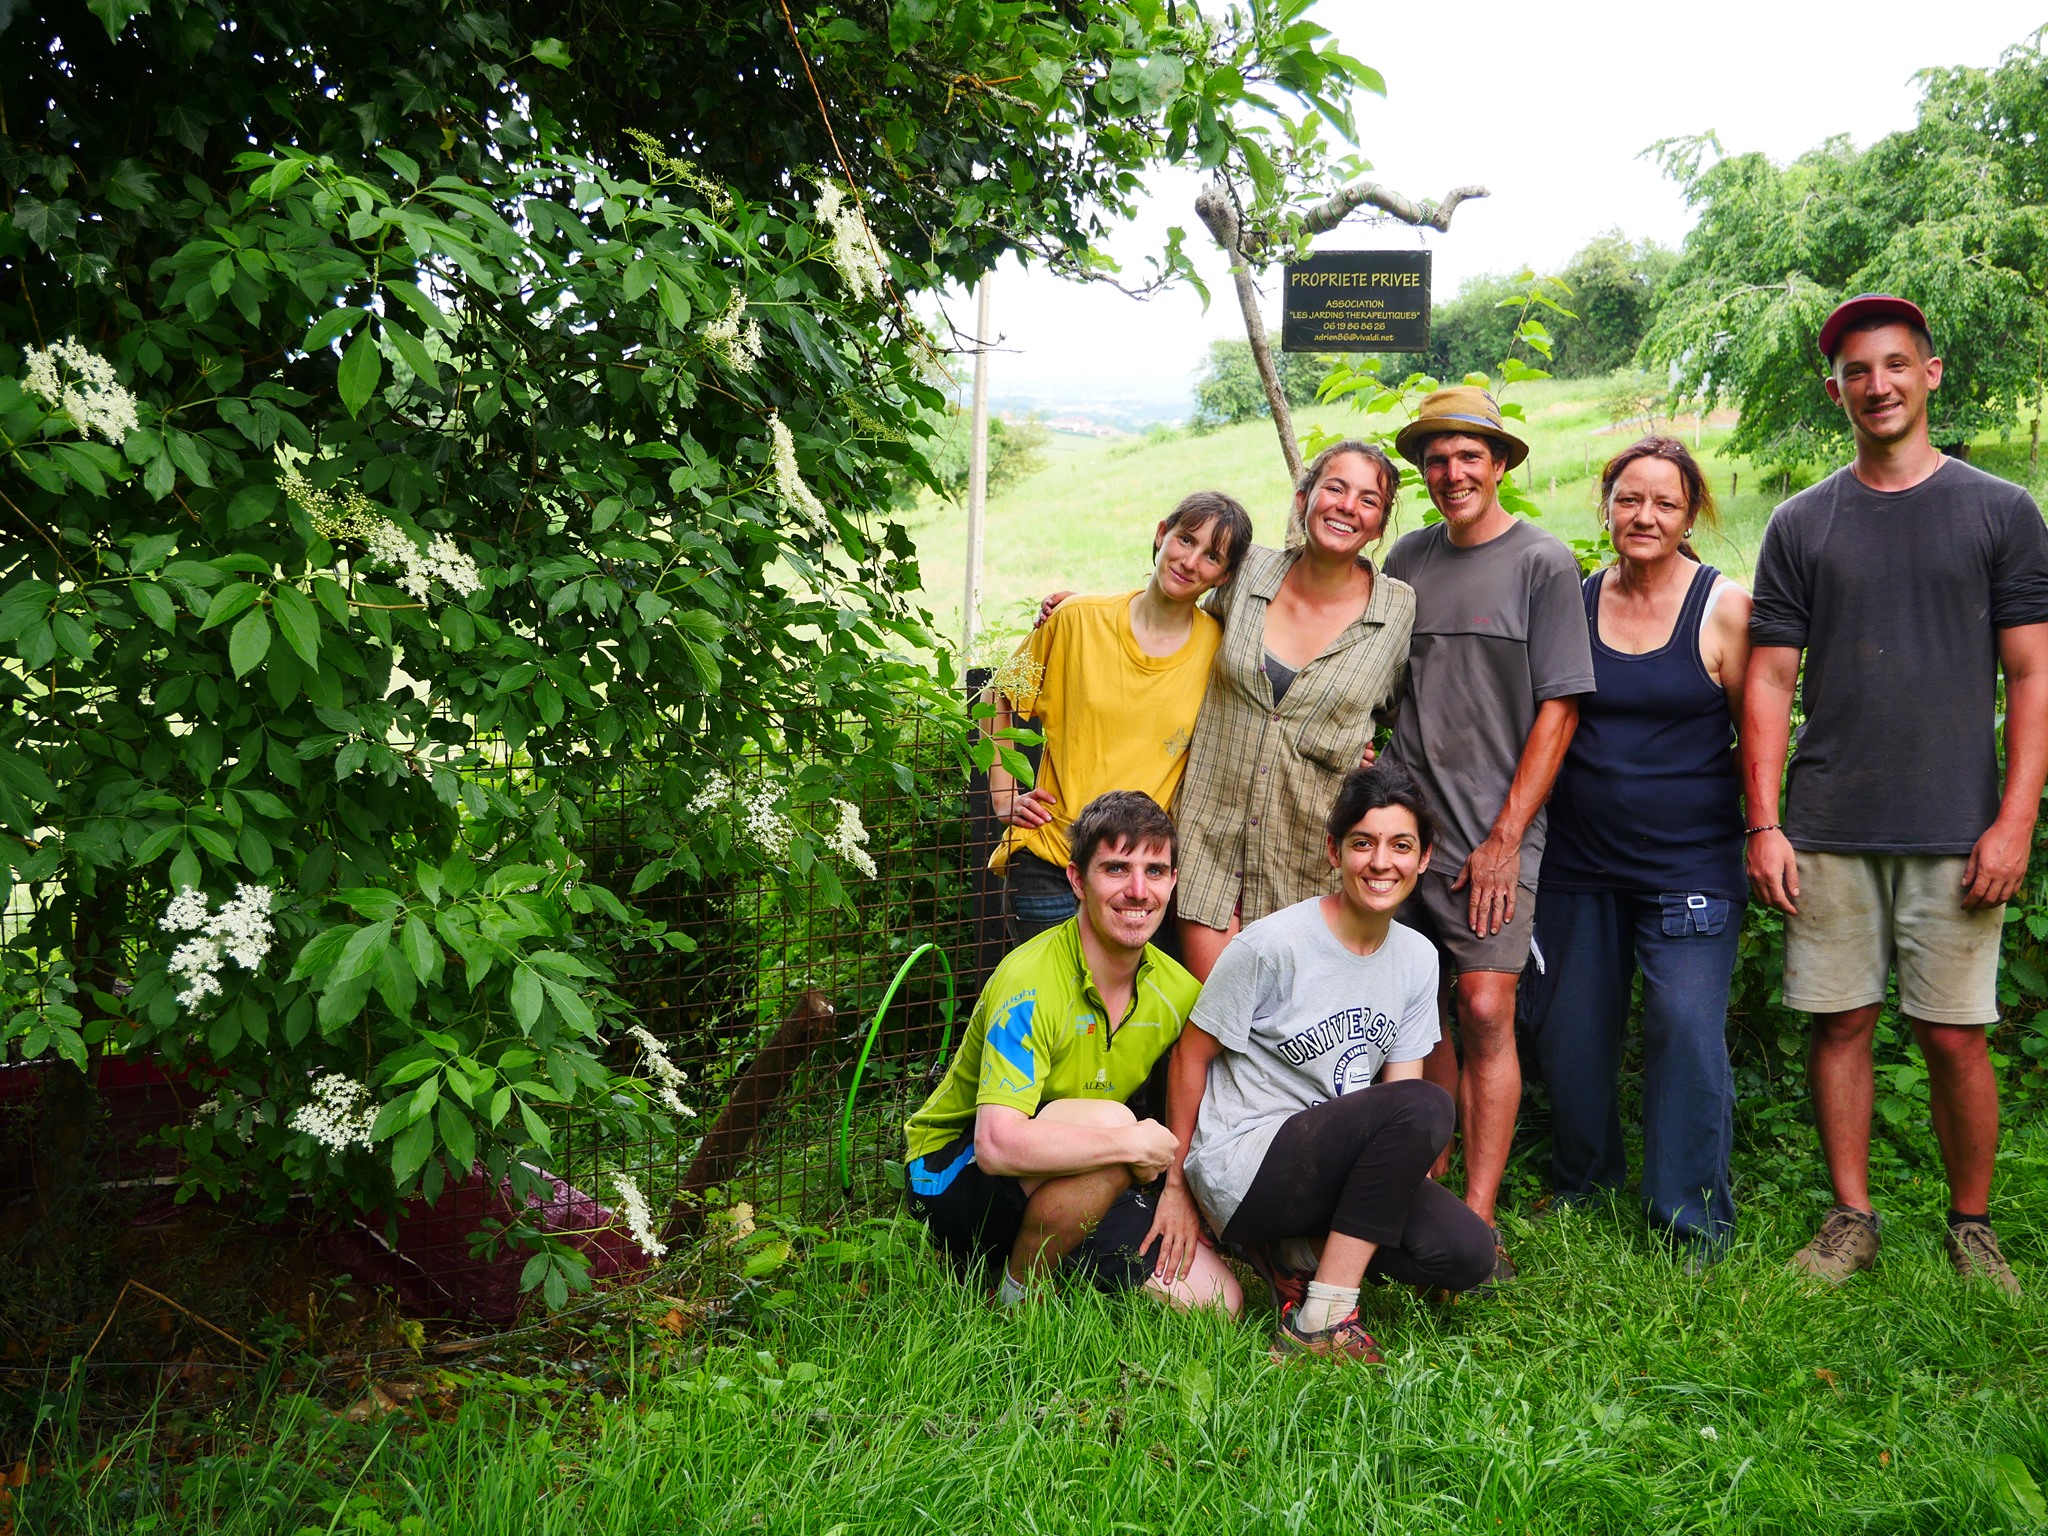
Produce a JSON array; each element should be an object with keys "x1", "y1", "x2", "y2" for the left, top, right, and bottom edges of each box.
[{"x1": 1817, "y1": 293, "x2": 1931, "y2": 362}]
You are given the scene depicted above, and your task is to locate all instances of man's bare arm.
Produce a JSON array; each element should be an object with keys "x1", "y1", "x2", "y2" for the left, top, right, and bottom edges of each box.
[
  {"x1": 1963, "y1": 622, "x2": 2048, "y2": 908},
  {"x1": 1741, "y1": 644, "x2": 1802, "y2": 915},
  {"x1": 973, "y1": 1103, "x2": 1176, "y2": 1181},
  {"x1": 1454, "y1": 695, "x2": 1580, "y2": 936}
]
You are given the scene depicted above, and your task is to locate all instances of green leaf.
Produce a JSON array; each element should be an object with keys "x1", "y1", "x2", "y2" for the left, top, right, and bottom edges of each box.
[
  {"x1": 337, "y1": 327, "x2": 382, "y2": 417},
  {"x1": 510, "y1": 966, "x2": 543, "y2": 1030},
  {"x1": 391, "y1": 1116, "x2": 434, "y2": 1183},
  {"x1": 530, "y1": 36, "x2": 573, "y2": 68},
  {"x1": 304, "y1": 305, "x2": 366, "y2": 351},
  {"x1": 274, "y1": 589, "x2": 319, "y2": 668},
  {"x1": 437, "y1": 1101, "x2": 477, "y2": 1171},
  {"x1": 517, "y1": 1097, "x2": 553, "y2": 1154},
  {"x1": 227, "y1": 607, "x2": 271, "y2": 677},
  {"x1": 337, "y1": 887, "x2": 403, "y2": 921},
  {"x1": 199, "y1": 582, "x2": 261, "y2": 630},
  {"x1": 401, "y1": 913, "x2": 441, "y2": 984},
  {"x1": 384, "y1": 322, "x2": 440, "y2": 388},
  {"x1": 332, "y1": 920, "x2": 391, "y2": 984},
  {"x1": 132, "y1": 581, "x2": 176, "y2": 632},
  {"x1": 87, "y1": 0, "x2": 151, "y2": 42},
  {"x1": 376, "y1": 941, "x2": 418, "y2": 1018}
]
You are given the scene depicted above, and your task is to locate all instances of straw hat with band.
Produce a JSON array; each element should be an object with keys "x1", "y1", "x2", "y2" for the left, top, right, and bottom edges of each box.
[{"x1": 1393, "y1": 385, "x2": 1530, "y2": 470}]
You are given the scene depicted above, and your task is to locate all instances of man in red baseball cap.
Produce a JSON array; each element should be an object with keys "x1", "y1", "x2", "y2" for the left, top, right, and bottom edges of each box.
[{"x1": 1743, "y1": 293, "x2": 2048, "y2": 1296}]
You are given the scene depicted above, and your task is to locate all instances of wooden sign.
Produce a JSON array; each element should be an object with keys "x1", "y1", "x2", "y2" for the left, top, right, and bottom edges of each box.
[{"x1": 1281, "y1": 250, "x2": 1431, "y2": 353}]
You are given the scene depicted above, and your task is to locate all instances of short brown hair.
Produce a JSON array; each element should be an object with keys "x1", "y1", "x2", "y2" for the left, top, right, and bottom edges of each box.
[
  {"x1": 1156, "y1": 490, "x2": 1254, "y2": 582},
  {"x1": 1068, "y1": 790, "x2": 1177, "y2": 875}
]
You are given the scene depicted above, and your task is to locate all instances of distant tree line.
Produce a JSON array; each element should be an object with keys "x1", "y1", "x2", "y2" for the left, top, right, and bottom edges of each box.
[{"x1": 1189, "y1": 26, "x2": 2048, "y2": 471}]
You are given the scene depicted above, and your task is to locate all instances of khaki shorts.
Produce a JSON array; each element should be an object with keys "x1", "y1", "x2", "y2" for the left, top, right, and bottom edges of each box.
[
  {"x1": 1782, "y1": 852, "x2": 2003, "y2": 1026},
  {"x1": 1396, "y1": 869, "x2": 1536, "y2": 975}
]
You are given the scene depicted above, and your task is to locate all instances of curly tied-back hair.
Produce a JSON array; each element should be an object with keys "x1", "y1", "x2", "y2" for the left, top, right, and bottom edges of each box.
[{"x1": 1289, "y1": 438, "x2": 1402, "y2": 545}]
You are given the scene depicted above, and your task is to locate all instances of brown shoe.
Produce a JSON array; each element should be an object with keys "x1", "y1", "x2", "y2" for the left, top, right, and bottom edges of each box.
[
  {"x1": 1790, "y1": 1204, "x2": 1880, "y2": 1282},
  {"x1": 1269, "y1": 1305, "x2": 1384, "y2": 1365},
  {"x1": 1943, "y1": 1220, "x2": 2022, "y2": 1298}
]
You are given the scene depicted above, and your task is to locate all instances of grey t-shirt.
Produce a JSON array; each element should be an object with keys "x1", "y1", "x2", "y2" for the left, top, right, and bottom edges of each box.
[
  {"x1": 1183, "y1": 898, "x2": 1440, "y2": 1232},
  {"x1": 1749, "y1": 459, "x2": 2048, "y2": 854},
  {"x1": 1382, "y1": 519, "x2": 1596, "y2": 885}
]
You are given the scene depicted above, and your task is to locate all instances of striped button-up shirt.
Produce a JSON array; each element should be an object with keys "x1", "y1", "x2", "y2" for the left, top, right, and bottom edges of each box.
[{"x1": 1174, "y1": 544, "x2": 1416, "y2": 931}]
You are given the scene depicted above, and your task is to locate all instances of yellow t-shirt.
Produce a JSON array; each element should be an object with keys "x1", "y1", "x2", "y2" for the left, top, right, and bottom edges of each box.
[{"x1": 992, "y1": 592, "x2": 1222, "y2": 873}]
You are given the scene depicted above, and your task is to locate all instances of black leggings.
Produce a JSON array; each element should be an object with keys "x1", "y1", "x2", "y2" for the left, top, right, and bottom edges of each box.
[{"x1": 1220, "y1": 1079, "x2": 1495, "y2": 1292}]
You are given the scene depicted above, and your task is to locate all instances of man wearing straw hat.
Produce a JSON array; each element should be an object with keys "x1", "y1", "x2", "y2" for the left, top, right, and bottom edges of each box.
[{"x1": 1382, "y1": 386, "x2": 1596, "y2": 1285}]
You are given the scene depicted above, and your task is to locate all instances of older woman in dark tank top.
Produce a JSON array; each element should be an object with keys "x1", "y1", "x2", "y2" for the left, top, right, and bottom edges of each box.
[{"x1": 1525, "y1": 437, "x2": 1752, "y2": 1254}]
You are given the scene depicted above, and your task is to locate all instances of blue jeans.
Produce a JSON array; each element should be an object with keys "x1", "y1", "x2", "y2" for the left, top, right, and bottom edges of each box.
[
  {"x1": 1006, "y1": 851, "x2": 1078, "y2": 945},
  {"x1": 1526, "y1": 888, "x2": 1739, "y2": 1245}
]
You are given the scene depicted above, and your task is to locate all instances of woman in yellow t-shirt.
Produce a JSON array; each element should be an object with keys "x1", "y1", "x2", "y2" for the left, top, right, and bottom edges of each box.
[{"x1": 985, "y1": 492, "x2": 1254, "y2": 942}]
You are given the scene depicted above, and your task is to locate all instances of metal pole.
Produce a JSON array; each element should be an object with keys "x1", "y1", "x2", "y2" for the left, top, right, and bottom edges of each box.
[{"x1": 962, "y1": 277, "x2": 992, "y2": 656}]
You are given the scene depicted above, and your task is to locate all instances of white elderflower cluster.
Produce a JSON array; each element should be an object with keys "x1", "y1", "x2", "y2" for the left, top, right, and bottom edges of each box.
[
  {"x1": 283, "y1": 466, "x2": 483, "y2": 604},
  {"x1": 288, "y1": 1073, "x2": 378, "y2": 1154},
  {"x1": 686, "y1": 771, "x2": 731, "y2": 815},
  {"x1": 814, "y1": 181, "x2": 886, "y2": 303},
  {"x1": 767, "y1": 411, "x2": 828, "y2": 527},
  {"x1": 687, "y1": 771, "x2": 796, "y2": 862},
  {"x1": 743, "y1": 783, "x2": 793, "y2": 861},
  {"x1": 702, "y1": 291, "x2": 764, "y2": 373},
  {"x1": 612, "y1": 1173, "x2": 668, "y2": 1260},
  {"x1": 160, "y1": 883, "x2": 276, "y2": 1010},
  {"x1": 625, "y1": 1024, "x2": 696, "y2": 1117},
  {"x1": 21, "y1": 337, "x2": 141, "y2": 446},
  {"x1": 826, "y1": 798, "x2": 876, "y2": 879}
]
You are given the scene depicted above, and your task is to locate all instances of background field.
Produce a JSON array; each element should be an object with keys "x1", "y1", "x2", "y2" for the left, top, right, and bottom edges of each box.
[{"x1": 905, "y1": 376, "x2": 2047, "y2": 655}]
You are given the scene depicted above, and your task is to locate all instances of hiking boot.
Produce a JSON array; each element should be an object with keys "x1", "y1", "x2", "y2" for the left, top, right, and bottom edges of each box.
[
  {"x1": 1460, "y1": 1230, "x2": 1517, "y2": 1299},
  {"x1": 1239, "y1": 1242, "x2": 1310, "y2": 1316},
  {"x1": 1269, "y1": 1305, "x2": 1384, "y2": 1365},
  {"x1": 1790, "y1": 1204, "x2": 1881, "y2": 1283},
  {"x1": 1944, "y1": 1220, "x2": 2022, "y2": 1299}
]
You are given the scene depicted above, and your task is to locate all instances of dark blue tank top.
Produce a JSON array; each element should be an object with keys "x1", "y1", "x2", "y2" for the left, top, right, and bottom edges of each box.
[{"x1": 1543, "y1": 563, "x2": 1745, "y2": 899}]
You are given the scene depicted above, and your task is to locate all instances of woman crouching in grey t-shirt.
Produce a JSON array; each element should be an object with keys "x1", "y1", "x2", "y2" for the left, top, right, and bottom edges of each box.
[{"x1": 1159, "y1": 764, "x2": 1496, "y2": 1362}]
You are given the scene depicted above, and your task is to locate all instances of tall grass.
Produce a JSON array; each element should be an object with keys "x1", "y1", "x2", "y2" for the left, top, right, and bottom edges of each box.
[
  {"x1": 24, "y1": 1121, "x2": 2048, "y2": 1534},
  {"x1": 908, "y1": 378, "x2": 2047, "y2": 653}
]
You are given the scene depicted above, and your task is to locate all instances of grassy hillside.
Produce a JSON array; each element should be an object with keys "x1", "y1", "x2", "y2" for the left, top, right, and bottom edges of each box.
[{"x1": 904, "y1": 377, "x2": 2046, "y2": 656}]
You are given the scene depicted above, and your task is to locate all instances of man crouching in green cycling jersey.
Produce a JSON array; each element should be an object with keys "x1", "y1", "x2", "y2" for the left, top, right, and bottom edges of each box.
[{"x1": 904, "y1": 790, "x2": 1242, "y2": 1312}]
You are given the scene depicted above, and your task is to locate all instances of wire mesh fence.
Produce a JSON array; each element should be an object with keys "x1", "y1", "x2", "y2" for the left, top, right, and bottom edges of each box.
[{"x1": 0, "y1": 694, "x2": 1012, "y2": 1293}]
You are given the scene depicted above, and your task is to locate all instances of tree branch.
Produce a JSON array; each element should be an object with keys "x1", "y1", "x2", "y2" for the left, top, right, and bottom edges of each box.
[
  {"x1": 1299, "y1": 179, "x2": 1490, "y2": 236},
  {"x1": 1195, "y1": 180, "x2": 1303, "y2": 485}
]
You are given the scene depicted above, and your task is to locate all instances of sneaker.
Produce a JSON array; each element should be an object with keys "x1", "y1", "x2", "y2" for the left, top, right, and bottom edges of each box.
[
  {"x1": 1944, "y1": 1219, "x2": 2022, "y2": 1298},
  {"x1": 1790, "y1": 1204, "x2": 1881, "y2": 1283},
  {"x1": 1239, "y1": 1242, "x2": 1311, "y2": 1316},
  {"x1": 1269, "y1": 1304, "x2": 1384, "y2": 1365}
]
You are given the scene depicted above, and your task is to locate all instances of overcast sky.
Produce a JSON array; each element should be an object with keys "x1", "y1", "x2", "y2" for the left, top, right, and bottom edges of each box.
[{"x1": 960, "y1": 1, "x2": 2044, "y2": 403}]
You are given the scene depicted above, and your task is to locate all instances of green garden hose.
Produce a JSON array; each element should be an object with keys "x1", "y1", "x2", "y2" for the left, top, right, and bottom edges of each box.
[{"x1": 838, "y1": 942, "x2": 956, "y2": 1195}]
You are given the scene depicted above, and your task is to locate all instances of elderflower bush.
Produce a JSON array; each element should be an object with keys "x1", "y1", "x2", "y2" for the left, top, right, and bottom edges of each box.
[{"x1": 0, "y1": 119, "x2": 961, "y2": 1302}]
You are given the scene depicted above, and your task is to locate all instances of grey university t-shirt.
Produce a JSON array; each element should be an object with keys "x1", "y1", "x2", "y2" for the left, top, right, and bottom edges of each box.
[
  {"x1": 1382, "y1": 518, "x2": 1596, "y2": 886},
  {"x1": 1183, "y1": 898, "x2": 1440, "y2": 1232},
  {"x1": 1749, "y1": 460, "x2": 2048, "y2": 854}
]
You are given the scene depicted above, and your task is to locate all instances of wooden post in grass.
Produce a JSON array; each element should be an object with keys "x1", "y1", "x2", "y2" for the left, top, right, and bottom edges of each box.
[
  {"x1": 662, "y1": 988, "x2": 838, "y2": 1241},
  {"x1": 962, "y1": 277, "x2": 992, "y2": 657}
]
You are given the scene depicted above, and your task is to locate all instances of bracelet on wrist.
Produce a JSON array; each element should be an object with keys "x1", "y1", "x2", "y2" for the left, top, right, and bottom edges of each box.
[{"x1": 1743, "y1": 823, "x2": 1781, "y2": 838}]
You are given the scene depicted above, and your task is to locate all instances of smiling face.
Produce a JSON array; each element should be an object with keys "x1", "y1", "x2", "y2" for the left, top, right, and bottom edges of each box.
[
  {"x1": 1327, "y1": 804, "x2": 1429, "y2": 917},
  {"x1": 1825, "y1": 322, "x2": 1942, "y2": 449},
  {"x1": 1420, "y1": 433, "x2": 1510, "y2": 534},
  {"x1": 1150, "y1": 513, "x2": 1232, "y2": 603},
  {"x1": 1068, "y1": 836, "x2": 1176, "y2": 956},
  {"x1": 1604, "y1": 456, "x2": 1693, "y2": 566},
  {"x1": 1295, "y1": 451, "x2": 1389, "y2": 560}
]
